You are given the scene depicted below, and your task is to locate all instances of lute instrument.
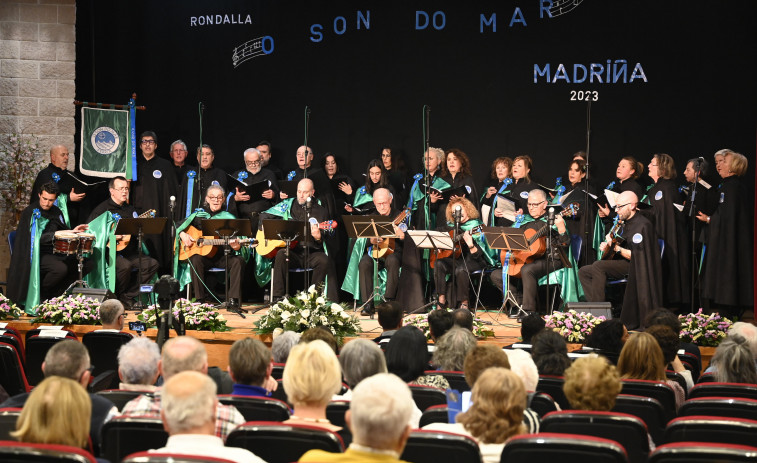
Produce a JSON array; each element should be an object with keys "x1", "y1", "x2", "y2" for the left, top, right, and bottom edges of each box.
[
  {"x1": 255, "y1": 220, "x2": 338, "y2": 258},
  {"x1": 111, "y1": 209, "x2": 156, "y2": 251},
  {"x1": 368, "y1": 207, "x2": 411, "y2": 259}
]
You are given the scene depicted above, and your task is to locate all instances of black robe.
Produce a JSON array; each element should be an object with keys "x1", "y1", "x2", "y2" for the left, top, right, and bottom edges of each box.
[
  {"x1": 30, "y1": 163, "x2": 82, "y2": 225},
  {"x1": 504, "y1": 178, "x2": 534, "y2": 214},
  {"x1": 178, "y1": 166, "x2": 228, "y2": 220},
  {"x1": 620, "y1": 212, "x2": 663, "y2": 330},
  {"x1": 646, "y1": 178, "x2": 690, "y2": 306},
  {"x1": 172, "y1": 163, "x2": 196, "y2": 192},
  {"x1": 7, "y1": 203, "x2": 68, "y2": 308},
  {"x1": 88, "y1": 198, "x2": 141, "y2": 257},
  {"x1": 561, "y1": 180, "x2": 598, "y2": 265},
  {"x1": 702, "y1": 177, "x2": 753, "y2": 308},
  {"x1": 289, "y1": 166, "x2": 338, "y2": 224},
  {"x1": 437, "y1": 173, "x2": 479, "y2": 228},
  {"x1": 386, "y1": 168, "x2": 409, "y2": 208},
  {"x1": 130, "y1": 155, "x2": 178, "y2": 270},
  {"x1": 228, "y1": 167, "x2": 279, "y2": 218}
]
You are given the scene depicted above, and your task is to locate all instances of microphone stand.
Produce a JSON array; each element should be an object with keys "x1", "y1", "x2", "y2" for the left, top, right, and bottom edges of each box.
[
  {"x1": 304, "y1": 199, "x2": 312, "y2": 289},
  {"x1": 582, "y1": 100, "x2": 592, "y2": 266},
  {"x1": 197, "y1": 102, "x2": 204, "y2": 214},
  {"x1": 451, "y1": 208, "x2": 461, "y2": 309},
  {"x1": 688, "y1": 160, "x2": 702, "y2": 312},
  {"x1": 422, "y1": 105, "x2": 433, "y2": 306},
  {"x1": 169, "y1": 197, "x2": 176, "y2": 276},
  {"x1": 303, "y1": 106, "x2": 310, "y2": 179},
  {"x1": 546, "y1": 209, "x2": 556, "y2": 313}
]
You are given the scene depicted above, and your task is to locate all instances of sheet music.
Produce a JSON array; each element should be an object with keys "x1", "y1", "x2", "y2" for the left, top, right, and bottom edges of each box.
[
  {"x1": 495, "y1": 196, "x2": 517, "y2": 221},
  {"x1": 673, "y1": 203, "x2": 684, "y2": 212},
  {"x1": 604, "y1": 189, "x2": 620, "y2": 208},
  {"x1": 232, "y1": 36, "x2": 270, "y2": 68}
]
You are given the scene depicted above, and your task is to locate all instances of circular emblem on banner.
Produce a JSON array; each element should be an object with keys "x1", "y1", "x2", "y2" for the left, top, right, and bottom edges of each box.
[
  {"x1": 655, "y1": 191, "x2": 663, "y2": 200},
  {"x1": 132, "y1": 211, "x2": 139, "y2": 218},
  {"x1": 520, "y1": 191, "x2": 529, "y2": 199},
  {"x1": 153, "y1": 170, "x2": 162, "y2": 179},
  {"x1": 632, "y1": 233, "x2": 643, "y2": 244},
  {"x1": 719, "y1": 192, "x2": 725, "y2": 203},
  {"x1": 91, "y1": 127, "x2": 120, "y2": 155}
]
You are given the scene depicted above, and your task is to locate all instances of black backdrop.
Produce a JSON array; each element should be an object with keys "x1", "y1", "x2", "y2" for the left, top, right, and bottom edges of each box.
[{"x1": 75, "y1": 0, "x2": 756, "y2": 200}]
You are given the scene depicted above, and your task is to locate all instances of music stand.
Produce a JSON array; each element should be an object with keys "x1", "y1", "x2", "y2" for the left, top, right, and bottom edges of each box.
[
  {"x1": 201, "y1": 219, "x2": 253, "y2": 318},
  {"x1": 115, "y1": 217, "x2": 167, "y2": 310},
  {"x1": 406, "y1": 230, "x2": 454, "y2": 314},
  {"x1": 482, "y1": 226, "x2": 530, "y2": 320},
  {"x1": 261, "y1": 219, "x2": 308, "y2": 299},
  {"x1": 343, "y1": 215, "x2": 397, "y2": 318}
]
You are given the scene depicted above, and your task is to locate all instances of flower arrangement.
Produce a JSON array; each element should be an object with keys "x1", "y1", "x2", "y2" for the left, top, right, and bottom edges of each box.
[
  {"x1": 404, "y1": 308, "x2": 495, "y2": 340},
  {"x1": 544, "y1": 310, "x2": 606, "y2": 343},
  {"x1": 678, "y1": 309, "x2": 732, "y2": 347},
  {"x1": 31, "y1": 294, "x2": 102, "y2": 325},
  {"x1": 138, "y1": 298, "x2": 229, "y2": 332},
  {"x1": 0, "y1": 294, "x2": 22, "y2": 320},
  {"x1": 0, "y1": 132, "x2": 46, "y2": 232},
  {"x1": 255, "y1": 285, "x2": 360, "y2": 344}
]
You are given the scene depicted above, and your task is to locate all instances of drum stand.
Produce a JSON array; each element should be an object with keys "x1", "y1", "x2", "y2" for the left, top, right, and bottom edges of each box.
[{"x1": 63, "y1": 246, "x2": 89, "y2": 294}]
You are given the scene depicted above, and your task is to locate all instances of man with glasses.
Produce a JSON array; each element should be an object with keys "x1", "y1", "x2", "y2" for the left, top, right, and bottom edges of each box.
[
  {"x1": 178, "y1": 144, "x2": 228, "y2": 220},
  {"x1": 490, "y1": 188, "x2": 572, "y2": 317},
  {"x1": 88, "y1": 176, "x2": 160, "y2": 307},
  {"x1": 578, "y1": 191, "x2": 662, "y2": 330},
  {"x1": 130, "y1": 131, "x2": 178, "y2": 272},
  {"x1": 176, "y1": 185, "x2": 248, "y2": 308},
  {"x1": 230, "y1": 147, "x2": 278, "y2": 231}
]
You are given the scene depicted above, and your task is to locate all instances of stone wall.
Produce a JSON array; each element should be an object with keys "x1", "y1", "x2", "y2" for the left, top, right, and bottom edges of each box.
[{"x1": 0, "y1": 0, "x2": 75, "y2": 276}]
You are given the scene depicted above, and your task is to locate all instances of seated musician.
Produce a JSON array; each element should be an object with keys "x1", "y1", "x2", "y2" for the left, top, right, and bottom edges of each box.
[
  {"x1": 261, "y1": 178, "x2": 339, "y2": 302},
  {"x1": 87, "y1": 176, "x2": 159, "y2": 308},
  {"x1": 433, "y1": 197, "x2": 498, "y2": 312},
  {"x1": 8, "y1": 182, "x2": 91, "y2": 313},
  {"x1": 491, "y1": 189, "x2": 571, "y2": 316},
  {"x1": 578, "y1": 191, "x2": 662, "y2": 330},
  {"x1": 176, "y1": 185, "x2": 250, "y2": 309},
  {"x1": 342, "y1": 188, "x2": 405, "y2": 316}
]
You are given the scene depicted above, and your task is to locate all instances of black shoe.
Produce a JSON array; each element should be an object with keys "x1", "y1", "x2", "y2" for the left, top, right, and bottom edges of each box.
[
  {"x1": 119, "y1": 298, "x2": 133, "y2": 311},
  {"x1": 361, "y1": 304, "x2": 374, "y2": 317}
]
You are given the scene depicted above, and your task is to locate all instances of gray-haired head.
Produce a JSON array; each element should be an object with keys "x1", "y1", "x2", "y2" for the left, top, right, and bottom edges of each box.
[
  {"x1": 118, "y1": 337, "x2": 161, "y2": 385},
  {"x1": 339, "y1": 339, "x2": 387, "y2": 389}
]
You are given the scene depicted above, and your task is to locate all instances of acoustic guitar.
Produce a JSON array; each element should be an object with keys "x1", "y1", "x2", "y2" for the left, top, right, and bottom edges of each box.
[
  {"x1": 368, "y1": 207, "x2": 411, "y2": 259},
  {"x1": 255, "y1": 220, "x2": 338, "y2": 258},
  {"x1": 599, "y1": 218, "x2": 624, "y2": 260},
  {"x1": 178, "y1": 225, "x2": 258, "y2": 261},
  {"x1": 112, "y1": 209, "x2": 156, "y2": 251},
  {"x1": 428, "y1": 225, "x2": 484, "y2": 269},
  {"x1": 505, "y1": 203, "x2": 580, "y2": 277}
]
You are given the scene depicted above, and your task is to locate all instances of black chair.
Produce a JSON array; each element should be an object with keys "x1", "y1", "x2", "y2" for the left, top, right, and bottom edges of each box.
[
  {"x1": 123, "y1": 452, "x2": 239, "y2": 463},
  {"x1": 696, "y1": 372, "x2": 716, "y2": 383},
  {"x1": 688, "y1": 382, "x2": 757, "y2": 400},
  {"x1": 0, "y1": 407, "x2": 22, "y2": 440},
  {"x1": 95, "y1": 390, "x2": 145, "y2": 411},
  {"x1": 270, "y1": 363, "x2": 285, "y2": 380},
  {"x1": 677, "y1": 352, "x2": 701, "y2": 383},
  {"x1": 0, "y1": 342, "x2": 31, "y2": 396},
  {"x1": 425, "y1": 370, "x2": 470, "y2": 392},
  {"x1": 0, "y1": 440, "x2": 97, "y2": 463},
  {"x1": 678, "y1": 396, "x2": 757, "y2": 420},
  {"x1": 649, "y1": 442, "x2": 757, "y2": 463},
  {"x1": 408, "y1": 384, "x2": 447, "y2": 411},
  {"x1": 501, "y1": 433, "x2": 629, "y2": 463},
  {"x1": 419, "y1": 404, "x2": 449, "y2": 427},
  {"x1": 100, "y1": 416, "x2": 168, "y2": 463},
  {"x1": 0, "y1": 331, "x2": 25, "y2": 365},
  {"x1": 540, "y1": 410, "x2": 649, "y2": 463},
  {"x1": 665, "y1": 371, "x2": 688, "y2": 398},
  {"x1": 82, "y1": 331, "x2": 134, "y2": 390},
  {"x1": 217, "y1": 395, "x2": 290, "y2": 422},
  {"x1": 400, "y1": 430, "x2": 482, "y2": 463},
  {"x1": 325, "y1": 400, "x2": 350, "y2": 427},
  {"x1": 620, "y1": 379, "x2": 677, "y2": 423},
  {"x1": 664, "y1": 415, "x2": 757, "y2": 447},
  {"x1": 613, "y1": 393, "x2": 668, "y2": 446},
  {"x1": 24, "y1": 328, "x2": 77, "y2": 342},
  {"x1": 123, "y1": 452, "x2": 238, "y2": 463},
  {"x1": 25, "y1": 335, "x2": 73, "y2": 386},
  {"x1": 528, "y1": 391, "x2": 559, "y2": 418},
  {"x1": 536, "y1": 375, "x2": 571, "y2": 410},
  {"x1": 269, "y1": 378, "x2": 289, "y2": 406},
  {"x1": 226, "y1": 421, "x2": 344, "y2": 463}
]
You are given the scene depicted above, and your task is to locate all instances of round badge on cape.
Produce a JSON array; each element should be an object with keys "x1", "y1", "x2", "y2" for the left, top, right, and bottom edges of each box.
[
  {"x1": 211, "y1": 180, "x2": 220, "y2": 186},
  {"x1": 720, "y1": 192, "x2": 725, "y2": 203},
  {"x1": 133, "y1": 211, "x2": 139, "y2": 218},
  {"x1": 632, "y1": 233, "x2": 643, "y2": 244},
  {"x1": 153, "y1": 170, "x2": 162, "y2": 179},
  {"x1": 655, "y1": 191, "x2": 663, "y2": 200},
  {"x1": 520, "y1": 191, "x2": 529, "y2": 199}
]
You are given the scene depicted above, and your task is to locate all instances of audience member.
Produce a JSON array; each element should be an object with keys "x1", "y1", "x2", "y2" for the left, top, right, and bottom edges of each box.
[
  {"x1": 531, "y1": 329, "x2": 571, "y2": 376},
  {"x1": 385, "y1": 326, "x2": 450, "y2": 390},
  {"x1": 97, "y1": 299, "x2": 128, "y2": 331},
  {"x1": 150, "y1": 371, "x2": 267, "y2": 463},
  {"x1": 117, "y1": 337, "x2": 160, "y2": 392},
  {"x1": 710, "y1": 334, "x2": 757, "y2": 384},
  {"x1": 11, "y1": 377, "x2": 94, "y2": 453},
  {"x1": 1, "y1": 340, "x2": 116, "y2": 453},
  {"x1": 228, "y1": 337, "x2": 277, "y2": 397},
  {"x1": 432, "y1": 326, "x2": 477, "y2": 371},
  {"x1": 646, "y1": 324, "x2": 694, "y2": 390},
  {"x1": 617, "y1": 332, "x2": 685, "y2": 410},
  {"x1": 502, "y1": 349, "x2": 539, "y2": 392},
  {"x1": 452, "y1": 308, "x2": 474, "y2": 331},
  {"x1": 563, "y1": 356, "x2": 622, "y2": 411},
  {"x1": 428, "y1": 309, "x2": 455, "y2": 341},
  {"x1": 283, "y1": 340, "x2": 343, "y2": 432},
  {"x1": 520, "y1": 312, "x2": 545, "y2": 344},
  {"x1": 299, "y1": 373, "x2": 415, "y2": 463},
  {"x1": 463, "y1": 344, "x2": 510, "y2": 388},
  {"x1": 584, "y1": 319, "x2": 628, "y2": 358},
  {"x1": 728, "y1": 322, "x2": 757, "y2": 359},
  {"x1": 375, "y1": 301, "x2": 404, "y2": 345},
  {"x1": 271, "y1": 330, "x2": 301, "y2": 363},
  {"x1": 424, "y1": 368, "x2": 527, "y2": 463},
  {"x1": 300, "y1": 326, "x2": 339, "y2": 354},
  {"x1": 645, "y1": 308, "x2": 700, "y2": 360},
  {"x1": 120, "y1": 336, "x2": 244, "y2": 441}
]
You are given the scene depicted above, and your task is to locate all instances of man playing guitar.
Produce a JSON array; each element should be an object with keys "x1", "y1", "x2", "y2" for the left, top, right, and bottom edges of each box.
[{"x1": 342, "y1": 188, "x2": 407, "y2": 316}]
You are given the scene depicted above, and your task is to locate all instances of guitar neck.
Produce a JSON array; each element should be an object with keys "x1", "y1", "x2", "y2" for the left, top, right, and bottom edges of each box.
[{"x1": 198, "y1": 238, "x2": 252, "y2": 246}]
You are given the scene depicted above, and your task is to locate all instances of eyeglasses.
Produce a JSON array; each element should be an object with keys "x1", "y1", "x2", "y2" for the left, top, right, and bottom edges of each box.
[
  {"x1": 527, "y1": 201, "x2": 545, "y2": 207},
  {"x1": 614, "y1": 203, "x2": 633, "y2": 209},
  {"x1": 207, "y1": 195, "x2": 224, "y2": 201},
  {"x1": 111, "y1": 187, "x2": 129, "y2": 192},
  {"x1": 245, "y1": 160, "x2": 261, "y2": 166},
  {"x1": 140, "y1": 139, "x2": 156, "y2": 145}
]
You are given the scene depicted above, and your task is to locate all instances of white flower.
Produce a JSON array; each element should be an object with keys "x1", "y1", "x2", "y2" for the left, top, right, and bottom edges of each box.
[
  {"x1": 319, "y1": 315, "x2": 327, "y2": 324},
  {"x1": 301, "y1": 309, "x2": 310, "y2": 319},
  {"x1": 316, "y1": 296, "x2": 326, "y2": 305},
  {"x1": 298, "y1": 293, "x2": 309, "y2": 302},
  {"x1": 272, "y1": 327, "x2": 284, "y2": 338},
  {"x1": 281, "y1": 311, "x2": 291, "y2": 321},
  {"x1": 331, "y1": 303, "x2": 342, "y2": 314},
  {"x1": 307, "y1": 284, "x2": 317, "y2": 294}
]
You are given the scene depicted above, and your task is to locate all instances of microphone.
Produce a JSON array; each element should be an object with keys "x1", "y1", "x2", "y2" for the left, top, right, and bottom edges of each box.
[
  {"x1": 548, "y1": 207, "x2": 555, "y2": 224},
  {"x1": 454, "y1": 204, "x2": 462, "y2": 222},
  {"x1": 169, "y1": 195, "x2": 176, "y2": 210},
  {"x1": 305, "y1": 196, "x2": 312, "y2": 211}
]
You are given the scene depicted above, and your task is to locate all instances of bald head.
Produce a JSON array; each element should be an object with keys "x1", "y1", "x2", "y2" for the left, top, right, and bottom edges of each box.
[
  {"x1": 373, "y1": 188, "x2": 392, "y2": 216},
  {"x1": 50, "y1": 145, "x2": 70, "y2": 169},
  {"x1": 616, "y1": 191, "x2": 638, "y2": 220},
  {"x1": 296, "y1": 178, "x2": 315, "y2": 205},
  {"x1": 160, "y1": 337, "x2": 208, "y2": 380}
]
